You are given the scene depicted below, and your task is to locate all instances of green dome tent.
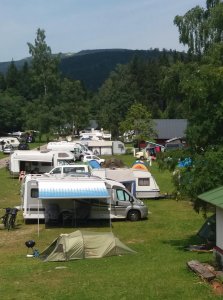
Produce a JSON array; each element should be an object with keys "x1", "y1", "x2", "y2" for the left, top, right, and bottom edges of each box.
[{"x1": 40, "y1": 230, "x2": 136, "y2": 262}]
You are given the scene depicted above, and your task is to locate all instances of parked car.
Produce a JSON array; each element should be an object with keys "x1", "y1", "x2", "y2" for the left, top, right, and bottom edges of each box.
[
  {"x1": 82, "y1": 155, "x2": 105, "y2": 165},
  {"x1": 18, "y1": 143, "x2": 29, "y2": 150},
  {"x1": 3, "y1": 144, "x2": 14, "y2": 154}
]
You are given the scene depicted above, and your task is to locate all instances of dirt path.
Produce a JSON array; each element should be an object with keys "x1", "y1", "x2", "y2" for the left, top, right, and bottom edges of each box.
[{"x1": 0, "y1": 155, "x2": 9, "y2": 169}]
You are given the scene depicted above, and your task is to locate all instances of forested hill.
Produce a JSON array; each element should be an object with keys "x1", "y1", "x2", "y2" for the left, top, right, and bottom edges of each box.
[
  {"x1": 59, "y1": 49, "x2": 168, "y2": 90},
  {"x1": 0, "y1": 48, "x2": 175, "y2": 91}
]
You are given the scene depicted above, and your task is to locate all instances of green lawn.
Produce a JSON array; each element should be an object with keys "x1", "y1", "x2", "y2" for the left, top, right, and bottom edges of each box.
[{"x1": 0, "y1": 156, "x2": 219, "y2": 300}]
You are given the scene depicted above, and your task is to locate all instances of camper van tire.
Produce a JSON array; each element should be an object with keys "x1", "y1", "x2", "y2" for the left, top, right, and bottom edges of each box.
[{"x1": 127, "y1": 210, "x2": 141, "y2": 221}]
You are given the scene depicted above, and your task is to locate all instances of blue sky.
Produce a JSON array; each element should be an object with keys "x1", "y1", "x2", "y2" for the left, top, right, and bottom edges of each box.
[{"x1": 0, "y1": 0, "x2": 206, "y2": 62}]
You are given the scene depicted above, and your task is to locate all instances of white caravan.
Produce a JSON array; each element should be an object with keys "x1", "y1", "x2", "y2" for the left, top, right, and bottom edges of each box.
[
  {"x1": 92, "y1": 168, "x2": 160, "y2": 199},
  {"x1": 46, "y1": 141, "x2": 92, "y2": 160},
  {"x1": 9, "y1": 150, "x2": 75, "y2": 177},
  {"x1": 20, "y1": 175, "x2": 148, "y2": 222}
]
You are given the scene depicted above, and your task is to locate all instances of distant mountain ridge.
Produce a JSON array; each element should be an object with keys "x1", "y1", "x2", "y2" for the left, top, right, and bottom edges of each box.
[{"x1": 0, "y1": 48, "x2": 170, "y2": 90}]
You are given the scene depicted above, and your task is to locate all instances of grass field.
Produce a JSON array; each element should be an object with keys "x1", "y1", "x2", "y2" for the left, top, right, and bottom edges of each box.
[{"x1": 0, "y1": 155, "x2": 219, "y2": 299}]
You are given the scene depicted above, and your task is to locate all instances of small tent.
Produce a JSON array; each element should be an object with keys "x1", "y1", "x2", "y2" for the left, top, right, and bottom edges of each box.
[
  {"x1": 40, "y1": 230, "x2": 136, "y2": 262},
  {"x1": 88, "y1": 160, "x2": 101, "y2": 169},
  {"x1": 132, "y1": 161, "x2": 148, "y2": 171}
]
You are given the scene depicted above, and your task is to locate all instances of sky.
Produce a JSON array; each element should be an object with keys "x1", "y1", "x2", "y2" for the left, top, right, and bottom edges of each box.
[{"x1": 0, "y1": 0, "x2": 206, "y2": 62}]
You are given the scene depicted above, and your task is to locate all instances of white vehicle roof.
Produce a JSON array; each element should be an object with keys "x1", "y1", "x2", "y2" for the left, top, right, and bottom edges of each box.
[{"x1": 11, "y1": 150, "x2": 74, "y2": 161}]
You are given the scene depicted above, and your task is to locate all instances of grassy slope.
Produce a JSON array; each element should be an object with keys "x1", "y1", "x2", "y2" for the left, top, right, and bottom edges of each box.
[{"x1": 0, "y1": 155, "x2": 218, "y2": 299}]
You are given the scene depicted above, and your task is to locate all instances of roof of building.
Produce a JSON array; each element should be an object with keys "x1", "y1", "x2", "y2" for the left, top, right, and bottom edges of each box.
[
  {"x1": 198, "y1": 186, "x2": 223, "y2": 209},
  {"x1": 153, "y1": 119, "x2": 188, "y2": 139}
]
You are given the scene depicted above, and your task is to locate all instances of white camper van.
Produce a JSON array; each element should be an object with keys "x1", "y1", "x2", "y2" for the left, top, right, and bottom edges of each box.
[
  {"x1": 9, "y1": 150, "x2": 75, "y2": 177},
  {"x1": 92, "y1": 168, "x2": 160, "y2": 199},
  {"x1": 46, "y1": 141, "x2": 92, "y2": 160},
  {"x1": 45, "y1": 164, "x2": 92, "y2": 177},
  {"x1": 20, "y1": 174, "x2": 148, "y2": 222}
]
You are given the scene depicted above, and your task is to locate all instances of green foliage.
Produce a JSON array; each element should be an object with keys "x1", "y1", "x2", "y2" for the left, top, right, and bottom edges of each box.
[
  {"x1": 27, "y1": 28, "x2": 61, "y2": 98},
  {"x1": 119, "y1": 103, "x2": 156, "y2": 143},
  {"x1": 157, "y1": 146, "x2": 223, "y2": 212},
  {"x1": 0, "y1": 92, "x2": 25, "y2": 133},
  {"x1": 174, "y1": 0, "x2": 223, "y2": 55}
]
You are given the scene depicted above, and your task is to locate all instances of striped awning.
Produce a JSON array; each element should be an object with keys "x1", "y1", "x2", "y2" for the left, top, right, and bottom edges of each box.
[{"x1": 38, "y1": 180, "x2": 109, "y2": 199}]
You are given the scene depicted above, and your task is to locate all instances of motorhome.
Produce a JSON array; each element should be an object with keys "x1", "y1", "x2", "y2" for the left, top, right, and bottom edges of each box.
[
  {"x1": 0, "y1": 136, "x2": 20, "y2": 151},
  {"x1": 9, "y1": 150, "x2": 75, "y2": 177},
  {"x1": 46, "y1": 141, "x2": 92, "y2": 160},
  {"x1": 79, "y1": 128, "x2": 111, "y2": 141},
  {"x1": 92, "y1": 168, "x2": 160, "y2": 199},
  {"x1": 20, "y1": 174, "x2": 148, "y2": 222}
]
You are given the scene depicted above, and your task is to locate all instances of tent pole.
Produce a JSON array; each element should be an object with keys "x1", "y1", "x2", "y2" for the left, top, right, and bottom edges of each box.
[{"x1": 109, "y1": 196, "x2": 112, "y2": 232}]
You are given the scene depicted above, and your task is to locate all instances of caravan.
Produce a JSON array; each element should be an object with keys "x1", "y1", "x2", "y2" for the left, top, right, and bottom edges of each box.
[
  {"x1": 20, "y1": 175, "x2": 148, "y2": 222},
  {"x1": 9, "y1": 150, "x2": 75, "y2": 177},
  {"x1": 92, "y1": 168, "x2": 160, "y2": 199}
]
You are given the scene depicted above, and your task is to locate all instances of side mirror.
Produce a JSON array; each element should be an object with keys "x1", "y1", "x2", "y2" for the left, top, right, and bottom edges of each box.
[{"x1": 130, "y1": 198, "x2": 134, "y2": 203}]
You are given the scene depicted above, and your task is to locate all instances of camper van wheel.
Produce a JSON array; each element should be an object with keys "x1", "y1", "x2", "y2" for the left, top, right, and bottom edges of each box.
[{"x1": 127, "y1": 210, "x2": 140, "y2": 221}]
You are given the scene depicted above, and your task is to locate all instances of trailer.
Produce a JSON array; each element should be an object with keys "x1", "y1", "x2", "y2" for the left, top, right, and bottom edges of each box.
[
  {"x1": 20, "y1": 174, "x2": 148, "y2": 223},
  {"x1": 9, "y1": 150, "x2": 75, "y2": 177},
  {"x1": 92, "y1": 168, "x2": 160, "y2": 199}
]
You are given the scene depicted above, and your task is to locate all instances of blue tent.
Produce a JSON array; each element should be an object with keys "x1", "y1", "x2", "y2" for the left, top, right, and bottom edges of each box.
[{"x1": 88, "y1": 160, "x2": 101, "y2": 169}]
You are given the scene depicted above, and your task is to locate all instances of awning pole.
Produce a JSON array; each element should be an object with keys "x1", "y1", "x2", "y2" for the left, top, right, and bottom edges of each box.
[{"x1": 38, "y1": 199, "x2": 40, "y2": 237}]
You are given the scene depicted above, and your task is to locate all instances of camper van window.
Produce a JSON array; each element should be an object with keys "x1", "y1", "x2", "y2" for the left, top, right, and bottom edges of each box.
[
  {"x1": 31, "y1": 188, "x2": 39, "y2": 198},
  {"x1": 116, "y1": 189, "x2": 130, "y2": 202},
  {"x1": 32, "y1": 161, "x2": 38, "y2": 166},
  {"x1": 51, "y1": 167, "x2": 61, "y2": 174},
  {"x1": 138, "y1": 178, "x2": 150, "y2": 186}
]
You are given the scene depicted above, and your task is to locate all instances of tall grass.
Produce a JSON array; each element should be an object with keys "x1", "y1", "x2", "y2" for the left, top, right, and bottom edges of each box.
[{"x1": 0, "y1": 157, "x2": 218, "y2": 300}]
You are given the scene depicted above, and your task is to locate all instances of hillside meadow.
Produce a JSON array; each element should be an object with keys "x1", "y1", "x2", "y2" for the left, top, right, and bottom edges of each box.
[{"x1": 0, "y1": 155, "x2": 219, "y2": 299}]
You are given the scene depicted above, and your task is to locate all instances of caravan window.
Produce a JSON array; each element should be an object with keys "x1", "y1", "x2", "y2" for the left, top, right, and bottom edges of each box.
[
  {"x1": 31, "y1": 188, "x2": 39, "y2": 198},
  {"x1": 116, "y1": 189, "x2": 130, "y2": 202},
  {"x1": 138, "y1": 178, "x2": 150, "y2": 186}
]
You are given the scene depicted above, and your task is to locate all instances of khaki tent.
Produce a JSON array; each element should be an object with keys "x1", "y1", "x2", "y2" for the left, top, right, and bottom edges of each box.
[{"x1": 40, "y1": 230, "x2": 136, "y2": 262}]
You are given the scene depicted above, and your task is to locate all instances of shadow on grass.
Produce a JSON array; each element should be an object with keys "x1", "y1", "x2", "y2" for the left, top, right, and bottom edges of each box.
[{"x1": 163, "y1": 234, "x2": 206, "y2": 252}]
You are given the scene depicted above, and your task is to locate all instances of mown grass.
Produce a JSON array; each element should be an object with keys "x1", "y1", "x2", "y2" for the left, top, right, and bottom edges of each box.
[{"x1": 0, "y1": 155, "x2": 219, "y2": 299}]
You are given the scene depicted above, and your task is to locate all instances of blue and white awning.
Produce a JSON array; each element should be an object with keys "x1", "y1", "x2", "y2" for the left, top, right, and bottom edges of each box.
[{"x1": 38, "y1": 180, "x2": 109, "y2": 199}]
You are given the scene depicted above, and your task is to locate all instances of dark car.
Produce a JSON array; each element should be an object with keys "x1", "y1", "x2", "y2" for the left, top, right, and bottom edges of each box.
[{"x1": 18, "y1": 143, "x2": 29, "y2": 150}]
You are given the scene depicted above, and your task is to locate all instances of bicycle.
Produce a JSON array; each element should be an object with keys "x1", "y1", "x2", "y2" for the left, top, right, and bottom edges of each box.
[
  {"x1": 1, "y1": 207, "x2": 11, "y2": 228},
  {"x1": 7, "y1": 208, "x2": 18, "y2": 230}
]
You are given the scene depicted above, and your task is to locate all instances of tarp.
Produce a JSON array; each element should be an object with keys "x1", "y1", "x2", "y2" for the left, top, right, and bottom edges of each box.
[
  {"x1": 38, "y1": 180, "x2": 109, "y2": 199},
  {"x1": 40, "y1": 230, "x2": 136, "y2": 261}
]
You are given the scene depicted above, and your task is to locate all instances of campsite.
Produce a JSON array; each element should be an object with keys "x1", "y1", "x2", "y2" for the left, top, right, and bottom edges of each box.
[{"x1": 0, "y1": 153, "x2": 220, "y2": 300}]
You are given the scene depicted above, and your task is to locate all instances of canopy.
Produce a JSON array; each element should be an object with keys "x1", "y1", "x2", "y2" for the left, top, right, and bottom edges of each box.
[
  {"x1": 40, "y1": 230, "x2": 136, "y2": 261},
  {"x1": 198, "y1": 186, "x2": 223, "y2": 209},
  {"x1": 38, "y1": 180, "x2": 109, "y2": 199}
]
